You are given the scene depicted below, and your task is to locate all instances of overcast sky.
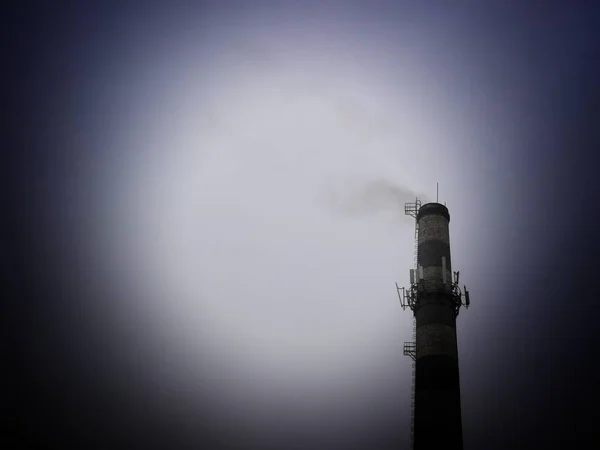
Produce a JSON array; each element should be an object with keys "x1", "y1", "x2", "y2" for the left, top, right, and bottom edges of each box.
[{"x1": 7, "y1": 2, "x2": 600, "y2": 449}]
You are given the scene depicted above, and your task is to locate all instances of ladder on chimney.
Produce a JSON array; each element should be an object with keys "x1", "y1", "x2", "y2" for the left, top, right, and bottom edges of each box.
[
  {"x1": 410, "y1": 317, "x2": 416, "y2": 449},
  {"x1": 410, "y1": 220, "x2": 418, "y2": 450},
  {"x1": 402, "y1": 199, "x2": 420, "y2": 450}
]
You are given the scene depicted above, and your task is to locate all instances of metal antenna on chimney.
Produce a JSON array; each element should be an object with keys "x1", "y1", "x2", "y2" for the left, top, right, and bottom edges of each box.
[{"x1": 437, "y1": 182, "x2": 439, "y2": 203}]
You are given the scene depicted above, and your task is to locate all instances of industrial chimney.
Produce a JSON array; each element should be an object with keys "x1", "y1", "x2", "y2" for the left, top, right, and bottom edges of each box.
[{"x1": 396, "y1": 200, "x2": 470, "y2": 450}]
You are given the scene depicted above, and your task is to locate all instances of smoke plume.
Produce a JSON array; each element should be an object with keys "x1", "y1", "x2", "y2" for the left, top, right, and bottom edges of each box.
[{"x1": 319, "y1": 177, "x2": 428, "y2": 222}]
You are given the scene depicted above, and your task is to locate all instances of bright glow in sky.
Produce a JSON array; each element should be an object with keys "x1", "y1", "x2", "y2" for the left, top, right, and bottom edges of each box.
[
  {"x1": 17, "y1": 2, "x2": 598, "y2": 448},
  {"x1": 88, "y1": 15, "x2": 468, "y2": 426},
  {"x1": 51, "y1": 4, "x2": 502, "y2": 443}
]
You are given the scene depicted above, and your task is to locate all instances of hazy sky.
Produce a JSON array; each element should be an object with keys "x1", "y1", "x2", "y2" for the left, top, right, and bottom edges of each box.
[{"x1": 7, "y1": 2, "x2": 600, "y2": 449}]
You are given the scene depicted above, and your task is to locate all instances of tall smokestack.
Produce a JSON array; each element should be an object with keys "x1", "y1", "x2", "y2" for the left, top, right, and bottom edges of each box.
[{"x1": 397, "y1": 201, "x2": 470, "y2": 450}]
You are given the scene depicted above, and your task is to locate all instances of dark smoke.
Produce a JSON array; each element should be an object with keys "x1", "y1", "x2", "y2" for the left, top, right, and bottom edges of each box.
[{"x1": 319, "y1": 177, "x2": 429, "y2": 221}]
